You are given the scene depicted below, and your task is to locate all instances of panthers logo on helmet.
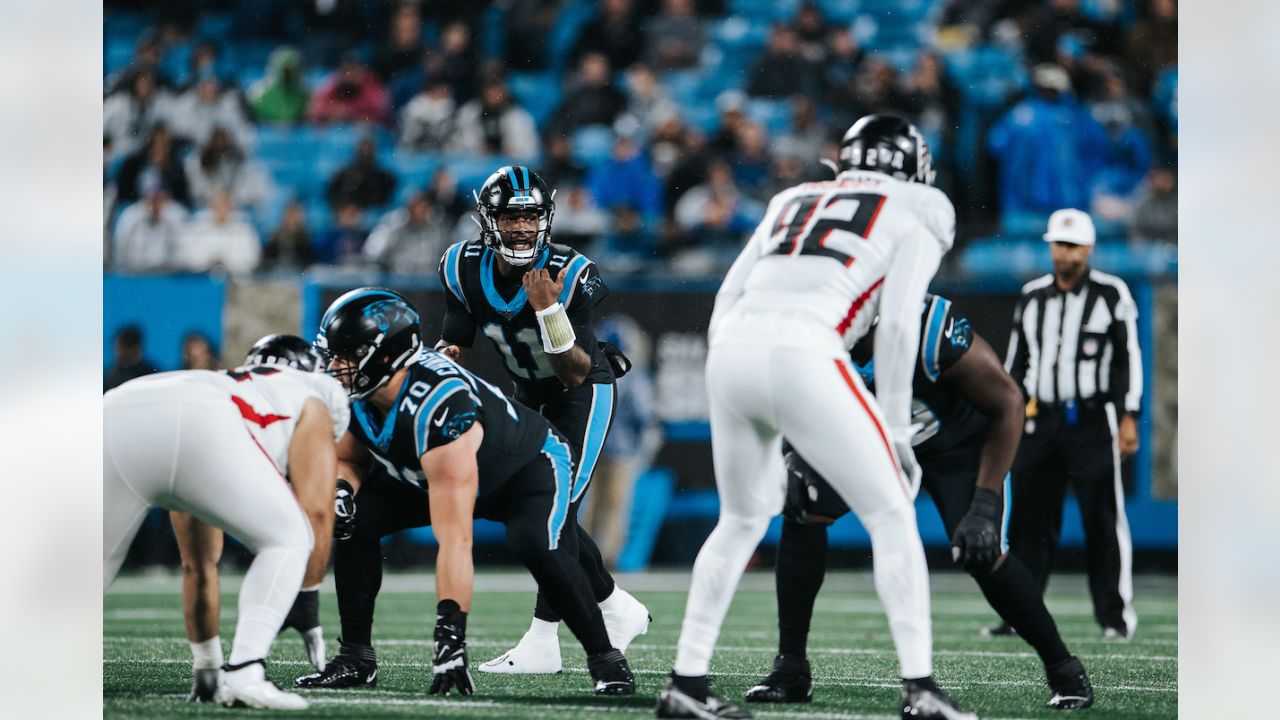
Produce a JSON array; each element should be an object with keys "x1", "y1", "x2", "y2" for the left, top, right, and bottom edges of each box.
[{"x1": 363, "y1": 299, "x2": 418, "y2": 334}]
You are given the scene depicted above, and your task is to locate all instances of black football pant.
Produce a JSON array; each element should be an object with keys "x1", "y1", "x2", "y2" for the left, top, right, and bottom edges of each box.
[
  {"x1": 1008, "y1": 402, "x2": 1135, "y2": 635},
  {"x1": 522, "y1": 382, "x2": 619, "y2": 622},
  {"x1": 776, "y1": 443, "x2": 1071, "y2": 668},
  {"x1": 334, "y1": 464, "x2": 611, "y2": 654}
]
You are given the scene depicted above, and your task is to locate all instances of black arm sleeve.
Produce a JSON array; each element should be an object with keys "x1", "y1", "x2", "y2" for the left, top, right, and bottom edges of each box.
[{"x1": 437, "y1": 260, "x2": 477, "y2": 348}]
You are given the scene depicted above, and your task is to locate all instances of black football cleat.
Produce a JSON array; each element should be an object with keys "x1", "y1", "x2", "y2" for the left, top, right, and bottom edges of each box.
[
  {"x1": 657, "y1": 676, "x2": 752, "y2": 719},
  {"x1": 588, "y1": 649, "x2": 636, "y2": 695},
  {"x1": 980, "y1": 621, "x2": 1017, "y2": 638},
  {"x1": 901, "y1": 679, "x2": 978, "y2": 720},
  {"x1": 187, "y1": 667, "x2": 220, "y2": 702},
  {"x1": 1046, "y1": 656, "x2": 1094, "y2": 710},
  {"x1": 295, "y1": 640, "x2": 378, "y2": 689},
  {"x1": 744, "y1": 653, "x2": 812, "y2": 703}
]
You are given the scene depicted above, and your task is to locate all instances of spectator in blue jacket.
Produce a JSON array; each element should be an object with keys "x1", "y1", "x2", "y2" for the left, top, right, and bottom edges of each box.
[
  {"x1": 587, "y1": 132, "x2": 663, "y2": 223},
  {"x1": 988, "y1": 63, "x2": 1108, "y2": 224}
]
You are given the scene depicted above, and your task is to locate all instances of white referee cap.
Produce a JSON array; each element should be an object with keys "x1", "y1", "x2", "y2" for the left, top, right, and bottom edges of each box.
[{"x1": 1043, "y1": 208, "x2": 1096, "y2": 246}]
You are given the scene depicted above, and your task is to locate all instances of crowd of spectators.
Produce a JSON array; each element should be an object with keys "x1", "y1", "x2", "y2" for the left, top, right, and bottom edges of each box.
[{"x1": 104, "y1": 0, "x2": 1177, "y2": 279}]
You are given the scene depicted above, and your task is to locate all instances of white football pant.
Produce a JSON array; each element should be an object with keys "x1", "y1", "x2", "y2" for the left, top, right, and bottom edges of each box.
[
  {"x1": 674, "y1": 342, "x2": 933, "y2": 680},
  {"x1": 104, "y1": 382, "x2": 313, "y2": 666}
]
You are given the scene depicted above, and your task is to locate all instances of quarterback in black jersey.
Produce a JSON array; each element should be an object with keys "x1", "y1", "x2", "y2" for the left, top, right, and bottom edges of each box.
[
  {"x1": 298, "y1": 288, "x2": 636, "y2": 697},
  {"x1": 745, "y1": 295, "x2": 1095, "y2": 711},
  {"x1": 434, "y1": 166, "x2": 649, "y2": 675}
]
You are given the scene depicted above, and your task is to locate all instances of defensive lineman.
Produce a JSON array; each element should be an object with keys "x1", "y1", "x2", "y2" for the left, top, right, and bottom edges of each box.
[
  {"x1": 435, "y1": 165, "x2": 649, "y2": 673},
  {"x1": 657, "y1": 115, "x2": 975, "y2": 720},
  {"x1": 309, "y1": 288, "x2": 636, "y2": 696},
  {"x1": 104, "y1": 336, "x2": 349, "y2": 710},
  {"x1": 744, "y1": 297, "x2": 1094, "y2": 710},
  {"x1": 175, "y1": 335, "x2": 333, "y2": 703}
]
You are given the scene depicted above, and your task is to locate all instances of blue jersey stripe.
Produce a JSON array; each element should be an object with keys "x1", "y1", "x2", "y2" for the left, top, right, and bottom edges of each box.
[
  {"x1": 572, "y1": 383, "x2": 615, "y2": 502},
  {"x1": 413, "y1": 378, "x2": 473, "y2": 456},
  {"x1": 922, "y1": 297, "x2": 950, "y2": 382},
  {"x1": 444, "y1": 244, "x2": 468, "y2": 309},
  {"x1": 1000, "y1": 473, "x2": 1012, "y2": 554},
  {"x1": 556, "y1": 255, "x2": 592, "y2": 306},
  {"x1": 542, "y1": 430, "x2": 576, "y2": 550}
]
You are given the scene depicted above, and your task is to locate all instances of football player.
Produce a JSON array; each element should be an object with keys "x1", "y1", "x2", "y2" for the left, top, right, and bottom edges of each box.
[
  {"x1": 433, "y1": 165, "x2": 649, "y2": 674},
  {"x1": 744, "y1": 297, "x2": 1094, "y2": 711},
  {"x1": 104, "y1": 335, "x2": 349, "y2": 710},
  {"x1": 301, "y1": 288, "x2": 636, "y2": 696},
  {"x1": 658, "y1": 115, "x2": 974, "y2": 720},
  {"x1": 173, "y1": 334, "x2": 332, "y2": 703}
]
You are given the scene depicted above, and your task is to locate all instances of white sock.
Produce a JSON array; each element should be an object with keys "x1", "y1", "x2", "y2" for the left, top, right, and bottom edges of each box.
[
  {"x1": 524, "y1": 617, "x2": 560, "y2": 642},
  {"x1": 673, "y1": 512, "x2": 770, "y2": 677},
  {"x1": 863, "y1": 502, "x2": 933, "y2": 679},
  {"x1": 598, "y1": 585, "x2": 632, "y2": 615},
  {"x1": 229, "y1": 543, "x2": 309, "y2": 665},
  {"x1": 190, "y1": 636, "x2": 224, "y2": 670}
]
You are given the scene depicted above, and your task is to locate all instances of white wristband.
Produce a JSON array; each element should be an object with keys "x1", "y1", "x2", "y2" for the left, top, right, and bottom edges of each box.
[{"x1": 535, "y1": 302, "x2": 577, "y2": 354}]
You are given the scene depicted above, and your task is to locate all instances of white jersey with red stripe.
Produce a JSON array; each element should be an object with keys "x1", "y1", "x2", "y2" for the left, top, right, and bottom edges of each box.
[
  {"x1": 708, "y1": 169, "x2": 954, "y2": 429},
  {"x1": 105, "y1": 367, "x2": 349, "y2": 476}
]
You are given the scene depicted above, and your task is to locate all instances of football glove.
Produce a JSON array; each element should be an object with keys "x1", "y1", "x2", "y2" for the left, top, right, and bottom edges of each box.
[
  {"x1": 334, "y1": 478, "x2": 356, "y2": 541},
  {"x1": 951, "y1": 487, "x2": 1002, "y2": 574},
  {"x1": 782, "y1": 450, "x2": 814, "y2": 524},
  {"x1": 890, "y1": 425, "x2": 923, "y2": 495},
  {"x1": 280, "y1": 588, "x2": 326, "y2": 671},
  {"x1": 428, "y1": 600, "x2": 474, "y2": 696}
]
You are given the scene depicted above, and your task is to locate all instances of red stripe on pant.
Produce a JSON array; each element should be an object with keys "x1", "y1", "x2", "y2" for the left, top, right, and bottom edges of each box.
[
  {"x1": 835, "y1": 276, "x2": 885, "y2": 338},
  {"x1": 833, "y1": 359, "x2": 909, "y2": 498}
]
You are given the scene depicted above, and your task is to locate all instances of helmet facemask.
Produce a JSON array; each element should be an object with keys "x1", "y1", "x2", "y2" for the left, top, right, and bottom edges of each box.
[{"x1": 475, "y1": 193, "x2": 555, "y2": 266}]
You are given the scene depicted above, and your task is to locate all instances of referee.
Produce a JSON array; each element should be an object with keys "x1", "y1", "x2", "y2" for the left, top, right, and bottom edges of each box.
[{"x1": 999, "y1": 208, "x2": 1143, "y2": 640}]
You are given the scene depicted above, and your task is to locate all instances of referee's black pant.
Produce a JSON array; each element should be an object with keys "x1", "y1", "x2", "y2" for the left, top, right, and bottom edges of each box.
[{"x1": 1008, "y1": 401, "x2": 1136, "y2": 636}]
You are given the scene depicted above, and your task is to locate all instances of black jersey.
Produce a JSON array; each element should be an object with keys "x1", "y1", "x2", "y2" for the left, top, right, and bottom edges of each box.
[
  {"x1": 437, "y1": 240, "x2": 615, "y2": 407},
  {"x1": 346, "y1": 349, "x2": 557, "y2": 496},
  {"x1": 851, "y1": 294, "x2": 987, "y2": 457}
]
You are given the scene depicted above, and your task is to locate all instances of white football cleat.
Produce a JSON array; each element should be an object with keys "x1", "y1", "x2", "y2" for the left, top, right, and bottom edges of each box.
[
  {"x1": 601, "y1": 586, "x2": 651, "y2": 654},
  {"x1": 215, "y1": 660, "x2": 309, "y2": 710},
  {"x1": 479, "y1": 625, "x2": 563, "y2": 674}
]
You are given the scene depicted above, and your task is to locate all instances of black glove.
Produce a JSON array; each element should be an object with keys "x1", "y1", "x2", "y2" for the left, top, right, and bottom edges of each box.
[
  {"x1": 782, "y1": 450, "x2": 814, "y2": 524},
  {"x1": 334, "y1": 478, "x2": 356, "y2": 541},
  {"x1": 279, "y1": 588, "x2": 326, "y2": 671},
  {"x1": 428, "y1": 600, "x2": 474, "y2": 696},
  {"x1": 951, "y1": 487, "x2": 1002, "y2": 574}
]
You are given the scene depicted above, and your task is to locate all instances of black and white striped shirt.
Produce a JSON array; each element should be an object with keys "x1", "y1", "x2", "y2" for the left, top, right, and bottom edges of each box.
[{"x1": 1004, "y1": 269, "x2": 1143, "y2": 416}]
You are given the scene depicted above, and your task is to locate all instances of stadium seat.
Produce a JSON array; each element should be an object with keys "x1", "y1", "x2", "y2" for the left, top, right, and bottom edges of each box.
[
  {"x1": 507, "y1": 72, "x2": 562, "y2": 127},
  {"x1": 571, "y1": 125, "x2": 616, "y2": 168}
]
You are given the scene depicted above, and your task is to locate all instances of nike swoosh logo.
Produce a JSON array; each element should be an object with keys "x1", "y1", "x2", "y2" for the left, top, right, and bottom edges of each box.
[
  {"x1": 944, "y1": 317, "x2": 954, "y2": 339},
  {"x1": 433, "y1": 410, "x2": 449, "y2": 427}
]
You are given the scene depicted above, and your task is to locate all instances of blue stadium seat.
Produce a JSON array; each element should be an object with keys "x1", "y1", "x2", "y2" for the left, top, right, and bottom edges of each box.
[
  {"x1": 571, "y1": 125, "x2": 615, "y2": 168},
  {"x1": 385, "y1": 151, "x2": 442, "y2": 194},
  {"x1": 728, "y1": 0, "x2": 801, "y2": 22},
  {"x1": 816, "y1": 0, "x2": 863, "y2": 23},
  {"x1": 548, "y1": 0, "x2": 597, "y2": 72},
  {"x1": 744, "y1": 98, "x2": 791, "y2": 135},
  {"x1": 507, "y1": 72, "x2": 562, "y2": 127}
]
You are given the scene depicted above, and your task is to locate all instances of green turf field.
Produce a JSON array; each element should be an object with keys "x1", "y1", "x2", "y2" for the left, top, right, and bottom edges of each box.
[{"x1": 104, "y1": 570, "x2": 1176, "y2": 719}]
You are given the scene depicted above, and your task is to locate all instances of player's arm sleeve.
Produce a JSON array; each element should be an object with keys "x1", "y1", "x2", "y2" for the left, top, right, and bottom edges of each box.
[
  {"x1": 436, "y1": 250, "x2": 477, "y2": 348},
  {"x1": 708, "y1": 193, "x2": 787, "y2": 340},
  {"x1": 873, "y1": 229, "x2": 944, "y2": 430},
  {"x1": 1107, "y1": 283, "x2": 1144, "y2": 416},
  {"x1": 1004, "y1": 296, "x2": 1031, "y2": 399},
  {"x1": 414, "y1": 380, "x2": 483, "y2": 458}
]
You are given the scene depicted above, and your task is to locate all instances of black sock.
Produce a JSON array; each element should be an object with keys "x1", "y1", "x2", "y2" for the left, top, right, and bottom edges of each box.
[
  {"x1": 975, "y1": 555, "x2": 1071, "y2": 667},
  {"x1": 335, "y1": 536, "x2": 383, "y2": 648},
  {"x1": 776, "y1": 520, "x2": 828, "y2": 658},
  {"x1": 533, "y1": 523, "x2": 616, "y2": 621},
  {"x1": 903, "y1": 675, "x2": 939, "y2": 692},
  {"x1": 672, "y1": 672, "x2": 711, "y2": 701}
]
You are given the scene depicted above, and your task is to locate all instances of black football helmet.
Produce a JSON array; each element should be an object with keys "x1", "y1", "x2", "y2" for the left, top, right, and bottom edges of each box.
[
  {"x1": 473, "y1": 165, "x2": 556, "y2": 266},
  {"x1": 315, "y1": 288, "x2": 422, "y2": 399},
  {"x1": 244, "y1": 333, "x2": 325, "y2": 372},
  {"x1": 837, "y1": 114, "x2": 936, "y2": 186}
]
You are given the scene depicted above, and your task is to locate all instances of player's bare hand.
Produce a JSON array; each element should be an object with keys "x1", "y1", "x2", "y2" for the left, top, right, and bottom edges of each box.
[
  {"x1": 1118, "y1": 414, "x2": 1139, "y2": 456},
  {"x1": 523, "y1": 267, "x2": 564, "y2": 311},
  {"x1": 438, "y1": 344, "x2": 462, "y2": 360}
]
